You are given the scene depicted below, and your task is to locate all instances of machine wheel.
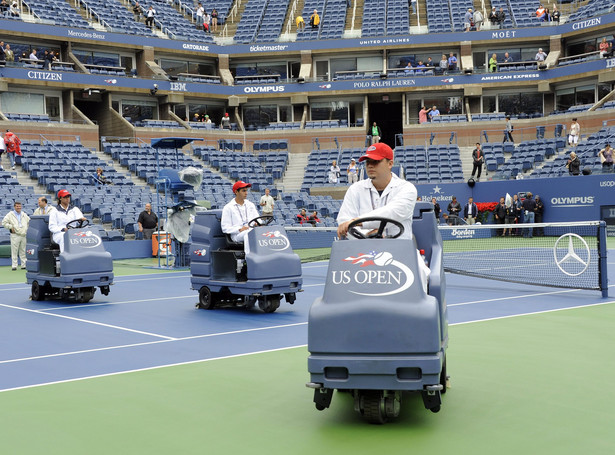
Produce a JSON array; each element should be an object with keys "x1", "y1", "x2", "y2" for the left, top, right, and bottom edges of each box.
[
  {"x1": 78, "y1": 287, "x2": 95, "y2": 303},
  {"x1": 361, "y1": 391, "x2": 387, "y2": 425},
  {"x1": 258, "y1": 296, "x2": 280, "y2": 313},
  {"x1": 31, "y1": 281, "x2": 45, "y2": 301},
  {"x1": 197, "y1": 286, "x2": 215, "y2": 310}
]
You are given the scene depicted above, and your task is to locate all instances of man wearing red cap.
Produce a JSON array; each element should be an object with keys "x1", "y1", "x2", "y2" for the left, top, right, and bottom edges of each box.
[
  {"x1": 49, "y1": 189, "x2": 86, "y2": 252},
  {"x1": 221, "y1": 112, "x2": 231, "y2": 130},
  {"x1": 337, "y1": 143, "x2": 429, "y2": 289},
  {"x1": 221, "y1": 181, "x2": 259, "y2": 253}
]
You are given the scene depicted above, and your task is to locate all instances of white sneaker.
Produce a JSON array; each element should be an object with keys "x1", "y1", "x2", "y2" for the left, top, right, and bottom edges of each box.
[{"x1": 12, "y1": 166, "x2": 15, "y2": 170}]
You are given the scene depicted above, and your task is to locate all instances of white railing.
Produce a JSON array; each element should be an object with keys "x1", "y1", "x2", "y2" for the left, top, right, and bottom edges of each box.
[
  {"x1": 221, "y1": 0, "x2": 242, "y2": 37},
  {"x1": 285, "y1": 0, "x2": 298, "y2": 35}
]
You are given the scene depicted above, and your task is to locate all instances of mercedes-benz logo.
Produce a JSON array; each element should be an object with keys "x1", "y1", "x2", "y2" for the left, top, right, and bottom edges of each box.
[{"x1": 553, "y1": 233, "x2": 591, "y2": 276}]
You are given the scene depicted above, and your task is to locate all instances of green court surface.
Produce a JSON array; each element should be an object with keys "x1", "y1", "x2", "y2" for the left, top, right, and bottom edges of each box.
[{"x1": 2, "y1": 302, "x2": 613, "y2": 455}]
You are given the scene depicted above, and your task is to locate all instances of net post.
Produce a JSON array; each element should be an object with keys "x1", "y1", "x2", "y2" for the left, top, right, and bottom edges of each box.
[{"x1": 598, "y1": 221, "x2": 609, "y2": 298}]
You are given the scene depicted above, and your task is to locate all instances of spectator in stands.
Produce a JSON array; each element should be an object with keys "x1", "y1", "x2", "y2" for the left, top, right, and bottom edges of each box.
[
  {"x1": 29, "y1": 48, "x2": 38, "y2": 61},
  {"x1": 43, "y1": 50, "x2": 56, "y2": 71},
  {"x1": 543, "y1": 8, "x2": 551, "y2": 21},
  {"x1": 0, "y1": 41, "x2": 5, "y2": 63},
  {"x1": 310, "y1": 9, "x2": 320, "y2": 29},
  {"x1": 600, "y1": 37, "x2": 610, "y2": 58},
  {"x1": 145, "y1": 6, "x2": 156, "y2": 28},
  {"x1": 4, "y1": 129, "x2": 21, "y2": 170},
  {"x1": 568, "y1": 118, "x2": 580, "y2": 147},
  {"x1": 367, "y1": 121, "x2": 381, "y2": 144},
  {"x1": 426, "y1": 56, "x2": 434, "y2": 68},
  {"x1": 296, "y1": 14, "x2": 305, "y2": 31},
  {"x1": 429, "y1": 105, "x2": 440, "y2": 121},
  {"x1": 503, "y1": 116, "x2": 514, "y2": 143},
  {"x1": 447, "y1": 196, "x2": 461, "y2": 225},
  {"x1": 566, "y1": 151, "x2": 580, "y2": 175},
  {"x1": 410, "y1": 0, "x2": 417, "y2": 15},
  {"x1": 49, "y1": 189, "x2": 86, "y2": 253},
  {"x1": 211, "y1": 9, "x2": 219, "y2": 32},
  {"x1": 9, "y1": 0, "x2": 19, "y2": 17},
  {"x1": 0, "y1": 132, "x2": 4, "y2": 170},
  {"x1": 2, "y1": 201, "x2": 29, "y2": 270},
  {"x1": 221, "y1": 181, "x2": 259, "y2": 256},
  {"x1": 494, "y1": 197, "x2": 506, "y2": 236},
  {"x1": 33, "y1": 196, "x2": 54, "y2": 216},
  {"x1": 419, "y1": 106, "x2": 432, "y2": 124},
  {"x1": 431, "y1": 197, "x2": 441, "y2": 223},
  {"x1": 259, "y1": 188, "x2": 275, "y2": 217},
  {"x1": 535, "y1": 48, "x2": 548, "y2": 62},
  {"x1": 308, "y1": 211, "x2": 320, "y2": 226},
  {"x1": 488, "y1": 7, "x2": 498, "y2": 27},
  {"x1": 196, "y1": 3, "x2": 204, "y2": 29},
  {"x1": 447, "y1": 52, "x2": 457, "y2": 71},
  {"x1": 4, "y1": 44, "x2": 14, "y2": 63},
  {"x1": 522, "y1": 192, "x2": 536, "y2": 238},
  {"x1": 415, "y1": 60, "x2": 426, "y2": 74},
  {"x1": 203, "y1": 11, "x2": 211, "y2": 33},
  {"x1": 328, "y1": 160, "x2": 341, "y2": 183},
  {"x1": 489, "y1": 53, "x2": 497, "y2": 72},
  {"x1": 439, "y1": 54, "x2": 448, "y2": 73},
  {"x1": 503, "y1": 52, "x2": 513, "y2": 63},
  {"x1": 94, "y1": 167, "x2": 112, "y2": 185},
  {"x1": 464, "y1": 197, "x2": 478, "y2": 225},
  {"x1": 0, "y1": 0, "x2": 8, "y2": 14},
  {"x1": 599, "y1": 143, "x2": 614, "y2": 173},
  {"x1": 534, "y1": 195, "x2": 544, "y2": 236},
  {"x1": 296, "y1": 208, "x2": 308, "y2": 224},
  {"x1": 551, "y1": 5, "x2": 560, "y2": 22},
  {"x1": 137, "y1": 203, "x2": 158, "y2": 240},
  {"x1": 347, "y1": 158, "x2": 358, "y2": 184},
  {"x1": 403, "y1": 61, "x2": 413, "y2": 73},
  {"x1": 463, "y1": 8, "x2": 473, "y2": 32},
  {"x1": 471, "y1": 142, "x2": 484, "y2": 180},
  {"x1": 473, "y1": 8, "x2": 483, "y2": 31},
  {"x1": 495, "y1": 7, "x2": 506, "y2": 27},
  {"x1": 203, "y1": 114, "x2": 212, "y2": 124},
  {"x1": 221, "y1": 112, "x2": 231, "y2": 129},
  {"x1": 133, "y1": 1, "x2": 142, "y2": 19},
  {"x1": 535, "y1": 4, "x2": 546, "y2": 21}
]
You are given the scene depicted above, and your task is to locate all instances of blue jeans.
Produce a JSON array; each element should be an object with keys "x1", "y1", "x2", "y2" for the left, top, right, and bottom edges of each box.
[
  {"x1": 523, "y1": 211, "x2": 535, "y2": 237},
  {"x1": 8, "y1": 152, "x2": 15, "y2": 167}
]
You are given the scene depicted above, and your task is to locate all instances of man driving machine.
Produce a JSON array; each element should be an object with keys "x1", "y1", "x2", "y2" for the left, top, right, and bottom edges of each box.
[
  {"x1": 336, "y1": 142, "x2": 430, "y2": 290},
  {"x1": 221, "y1": 181, "x2": 260, "y2": 254},
  {"x1": 48, "y1": 189, "x2": 87, "y2": 252}
]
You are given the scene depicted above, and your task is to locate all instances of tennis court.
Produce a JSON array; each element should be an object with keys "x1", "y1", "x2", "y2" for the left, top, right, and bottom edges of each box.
[{"x1": 1, "y1": 246, "x2": 613, "y2": 454}]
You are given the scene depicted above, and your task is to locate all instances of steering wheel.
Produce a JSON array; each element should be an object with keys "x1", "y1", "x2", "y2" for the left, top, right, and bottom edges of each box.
[
  {"x1": 347, "y1": 217, "x2": 404, "y2": 239},
  {"x1": 248, "y1": 215, "x2": 274, "y2": 228},
  {"x1": 66, "y1": 219, "x2": 90, "y2": 230}
]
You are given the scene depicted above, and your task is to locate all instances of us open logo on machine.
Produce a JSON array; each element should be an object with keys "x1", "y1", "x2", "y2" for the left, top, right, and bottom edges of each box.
[
  {"x1": 194, "y1": 249, "x2": 207, "y2": 256},
  {"x1": 69, "y1": 230, "x2": 102, "y2": 248},
  {"x1": 27, "y1": 248, "x2": 35, "y2": 256},
  {"x1": 258, "y1": 231, "x2": 290, "y2": 251},
  {"x1": 331, "y1": 251, "x2": 414, "y2": 296}
]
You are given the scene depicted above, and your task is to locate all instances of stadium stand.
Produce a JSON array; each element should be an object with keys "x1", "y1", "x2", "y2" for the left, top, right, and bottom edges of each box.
[
  {"x1": 80, "y1": 0, "x2": 154, "y2": 36},
  {"x1": 26, "y1": 0, "x2": 91, "y2": 28}
]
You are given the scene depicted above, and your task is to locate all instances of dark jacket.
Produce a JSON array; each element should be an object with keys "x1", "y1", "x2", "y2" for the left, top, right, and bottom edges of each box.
[{"x1": 494, "y1": 202, "x2": 506, "y2": 220}]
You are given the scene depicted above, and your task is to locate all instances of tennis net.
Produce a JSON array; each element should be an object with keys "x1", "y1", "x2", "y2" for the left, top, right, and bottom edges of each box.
[{"x1": 439, "y1": 221, "x2": 608, "y2": 295}]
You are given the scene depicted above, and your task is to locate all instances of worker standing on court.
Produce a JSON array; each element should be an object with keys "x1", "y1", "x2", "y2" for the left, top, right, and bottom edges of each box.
[{"x1": 336, "y1": 142, "x2": 430, "y2": 289}]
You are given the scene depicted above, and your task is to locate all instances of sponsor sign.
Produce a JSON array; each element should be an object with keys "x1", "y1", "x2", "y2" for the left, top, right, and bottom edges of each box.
[
  {"x1": 553, "y1": 233, "x2": 590, "y2": 276},
  {"x1": 258, "y1": 230, "x2": 290, "y2": 251}
]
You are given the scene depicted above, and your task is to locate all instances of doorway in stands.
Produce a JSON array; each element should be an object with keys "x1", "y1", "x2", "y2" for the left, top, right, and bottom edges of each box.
[{"x1": 368, "y1": 98, "x2": 402, "y2": 149}]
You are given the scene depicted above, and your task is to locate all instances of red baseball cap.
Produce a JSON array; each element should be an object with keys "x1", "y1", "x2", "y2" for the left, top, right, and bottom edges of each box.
[
  {"x1": 232, "y1": 181, "x2": 252, "y2": 193},
  {"x1": 358, "y1": 143, "x2": 394, "y2": 162},
  {"x1": 57, "y1": 189, "x2": 71, "y2": 198}
]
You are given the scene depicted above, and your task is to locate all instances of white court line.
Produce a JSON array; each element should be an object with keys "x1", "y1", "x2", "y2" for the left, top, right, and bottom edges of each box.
[
  {"x1": 40, "y1": 295, "x2": 196, "y2": 312},
  {"x1": 0, "y1": 322, "x2": 308, "y2": 365},
  {"x1": 2, "y1": 300, "x2": 614, "y2": 393},
  {"x1": 0, "y1": 302, "x2": 176, "y2": 340}
]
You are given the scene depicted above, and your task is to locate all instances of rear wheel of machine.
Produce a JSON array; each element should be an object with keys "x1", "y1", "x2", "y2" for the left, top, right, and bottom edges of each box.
[
  {"x1": 258, "y1": 296, "x2": 280, "y2": 313},
  {"x1": 31, "y1": 281, "x2": 44, "y2": 301},
  {"x1": 79, "y1": 287, "x2": 95, "y2": 303},
  {"x1": 361, "y1": 391, "x2": 387, "y2": 425},
  {"x1": 197, "y1": 287, "x2": 215, "y2": 310}
]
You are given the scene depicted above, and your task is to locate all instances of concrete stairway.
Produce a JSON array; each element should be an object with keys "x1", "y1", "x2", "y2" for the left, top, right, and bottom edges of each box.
[{"x1": 279, "y1": 152, "x2": 309, "y2": 192}]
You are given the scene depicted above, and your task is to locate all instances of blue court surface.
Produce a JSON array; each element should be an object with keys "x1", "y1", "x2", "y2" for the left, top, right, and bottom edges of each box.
[{"x1": 1, "y1": 257, "x2": 613, "y2": 393}]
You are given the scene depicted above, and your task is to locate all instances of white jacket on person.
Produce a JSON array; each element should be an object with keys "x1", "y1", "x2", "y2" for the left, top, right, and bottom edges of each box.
[{"x1": 2, "y1": 210, "x2": 30, "y2": 237}]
